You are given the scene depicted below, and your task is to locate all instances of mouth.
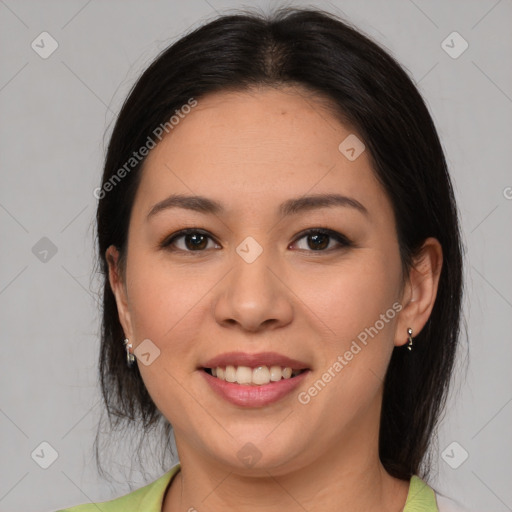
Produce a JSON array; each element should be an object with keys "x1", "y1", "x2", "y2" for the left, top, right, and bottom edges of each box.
[
  {"x1": 199, "y1": 352, "x2": 310, "y2": 407},
  {"x1": 202, "y1": 365, "x2": 307, "y2": 386}
]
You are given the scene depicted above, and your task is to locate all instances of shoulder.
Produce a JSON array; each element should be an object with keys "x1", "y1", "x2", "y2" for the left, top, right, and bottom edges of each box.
[
  {"x1": 54, "y1": 464, "x2": 181, "y2": 512},
  {"x1": 405, "y1": 475, "x2": 439, "y2": 511},
  {"x1": 406, "y1": 476, "x2": 475, "y2": 512}
]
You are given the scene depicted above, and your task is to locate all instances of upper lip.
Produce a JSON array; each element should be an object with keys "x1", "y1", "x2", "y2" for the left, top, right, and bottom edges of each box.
[{"x1": 201, "y1": 352, "x2": 310, "y2": 370}]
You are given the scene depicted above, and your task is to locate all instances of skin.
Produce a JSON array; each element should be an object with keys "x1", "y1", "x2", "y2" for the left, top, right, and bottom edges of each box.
[{"x1": 107, "y1": 86, "x2": 442, "y2": 512}]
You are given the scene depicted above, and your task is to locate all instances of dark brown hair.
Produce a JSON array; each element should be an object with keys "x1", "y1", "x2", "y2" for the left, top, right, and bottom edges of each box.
[{"x1": 94, "y1": 6, "x2": 465, "y2": 482}]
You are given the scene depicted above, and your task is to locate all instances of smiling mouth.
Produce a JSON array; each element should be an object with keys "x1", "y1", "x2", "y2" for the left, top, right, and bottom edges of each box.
[{"x1": 203, "y1": 365, "x2": 307, "y2": 386}]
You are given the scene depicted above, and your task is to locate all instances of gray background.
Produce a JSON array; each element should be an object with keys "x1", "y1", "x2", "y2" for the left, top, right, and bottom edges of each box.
[{"x1": 1, "y1": 0, "x2": 511, "y2": 511}]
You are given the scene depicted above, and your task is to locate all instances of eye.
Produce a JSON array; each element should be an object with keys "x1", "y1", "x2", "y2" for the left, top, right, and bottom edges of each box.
[
  {"x1": 160, "y1": 227, "x2": 353, "y2": 253},
  {"x1": 290, "y1": 229, "x2": 353, "y2": 252},
  {"x1": 161, "y1": 229, "x2": 220, "y2": 252}
]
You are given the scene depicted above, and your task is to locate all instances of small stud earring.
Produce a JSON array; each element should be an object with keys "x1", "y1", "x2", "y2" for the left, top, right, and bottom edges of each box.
[
  {"x1": 124, "y1": 338, "x2": 136, "y2": 368},
  {"x1": 407, "y1": 328, "x2": 414, "y2": 351}
]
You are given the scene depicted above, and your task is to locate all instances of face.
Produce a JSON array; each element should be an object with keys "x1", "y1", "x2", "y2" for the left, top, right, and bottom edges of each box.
[{"x1": 108, "y1": 86, "x2": 417, "y2": 476}]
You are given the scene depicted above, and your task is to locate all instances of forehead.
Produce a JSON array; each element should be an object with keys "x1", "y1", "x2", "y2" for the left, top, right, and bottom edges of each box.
[
  {"x1": 133, "y1": 87, "x2": 393, "y2": 225},
  {"x1": 157, "y1": 86, "x2": 350, "y2": 166}
]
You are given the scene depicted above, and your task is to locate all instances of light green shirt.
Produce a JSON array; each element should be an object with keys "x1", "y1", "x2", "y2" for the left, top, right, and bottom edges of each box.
[{"x1": 56, "y1": 464, "x2": 438, "y2": 511}]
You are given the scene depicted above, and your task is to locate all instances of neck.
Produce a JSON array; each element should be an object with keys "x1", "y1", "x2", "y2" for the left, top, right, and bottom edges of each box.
[{"x1": 163, "y1": 424, "x2": 409, "y2": 512}]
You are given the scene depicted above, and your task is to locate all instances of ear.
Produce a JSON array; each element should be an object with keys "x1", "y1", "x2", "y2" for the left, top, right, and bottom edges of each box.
[
  {"x1": 106, "y1": 245, "x2": 134, "y2": 341},
  {"x1": 395, "y1": 237, "x2": 443, "y2": 347}
]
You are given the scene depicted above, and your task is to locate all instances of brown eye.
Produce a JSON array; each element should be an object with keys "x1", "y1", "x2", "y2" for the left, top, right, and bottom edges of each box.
[
  {"x1": 162, "y1": 229, "x2": 219, "y2": 252},
  {"x1": 183, "y1": 232, "x2": 208, "y2": 250},
  {"x1": 161, "y1": 228, "x2": 352, "y2": 254},
  {"x1": 306, "y1": 232, "x2": 329, "y2": 250},
  {"x1": 291, "y1": 229, "x2": 352, "y2": 252}
]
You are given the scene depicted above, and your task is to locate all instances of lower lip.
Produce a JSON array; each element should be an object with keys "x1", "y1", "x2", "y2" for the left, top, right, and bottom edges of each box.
[{"x1": 201, "y1": 370, "x2": 309, "y2": 407}]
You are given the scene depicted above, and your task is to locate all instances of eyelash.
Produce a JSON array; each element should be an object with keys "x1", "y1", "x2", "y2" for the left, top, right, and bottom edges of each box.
[{"x1": 159, "y1": 227, "x2": 353, "y2": 254}]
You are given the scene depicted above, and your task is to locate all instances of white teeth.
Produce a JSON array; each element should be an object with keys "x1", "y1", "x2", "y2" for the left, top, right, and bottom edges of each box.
[
  {"x1": 209, "y1": 365, "x2": 302, "y2": 385},
  {"x1": 236, "y1": 366, "x2": 252, "y2": 385},
  {"x1": 270, "y1": 365, "x2": 282, "y2": 381},
  {"x1": 225, "y1": 365, "x2": 237, "y2": 383},
  {"x1": 253, "y1": 366, "x2": 270, "y2": 385}
]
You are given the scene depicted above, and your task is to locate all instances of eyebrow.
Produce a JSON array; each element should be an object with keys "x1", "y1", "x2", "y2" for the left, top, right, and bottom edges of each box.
[{"x1": 147, "y1": 193, "x2": 369, "y2": 220}]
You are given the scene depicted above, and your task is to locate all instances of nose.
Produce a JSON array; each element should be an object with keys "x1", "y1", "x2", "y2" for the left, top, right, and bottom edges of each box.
[{"x1": 211, "y1": 244, "x2": 294, "y2": 333}]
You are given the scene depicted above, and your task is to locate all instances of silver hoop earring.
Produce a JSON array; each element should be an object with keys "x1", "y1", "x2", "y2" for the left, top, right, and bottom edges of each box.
[
  {"x1": 124, "y1": 338, "x2": 136, "y2": 368},
  {"x1": 407, "y1": 328, "x2": 414, "y2": 351}
]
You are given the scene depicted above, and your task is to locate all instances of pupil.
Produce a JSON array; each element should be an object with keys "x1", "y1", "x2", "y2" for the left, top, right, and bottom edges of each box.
[
  {"x1": 183, "y1": 232, "x2": 330, "y2": 251},
  {"x1": 186, "y1": 233, "x2": 207, "y2": 250},
  {"x1": 309, "y1": 233, "x2": 328, "y2": 250}
]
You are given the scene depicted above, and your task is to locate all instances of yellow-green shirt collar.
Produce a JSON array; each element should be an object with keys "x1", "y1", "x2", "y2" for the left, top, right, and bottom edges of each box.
[{"x1": 58, "y1": 464, "x2": 438, "y2": 511}]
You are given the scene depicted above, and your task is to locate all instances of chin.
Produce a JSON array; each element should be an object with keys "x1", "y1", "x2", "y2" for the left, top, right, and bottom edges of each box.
[{"x1": 205, "y1": 430, "x2": 311, "y2": 475}]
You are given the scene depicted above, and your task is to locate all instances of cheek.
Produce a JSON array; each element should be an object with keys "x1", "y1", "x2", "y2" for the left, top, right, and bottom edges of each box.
[
  {"x1": 295, "y1": 253, "x2": 400, "y2": 427},
  {"x1": 292, "y1": 251, "x2": 401, "y2": 344},
  {"x1": 125, "y1": 249, "x2": 204, "y2": 339},
  {"x1": 124, "y1": 257, "x2": 209, "y2": 422}
]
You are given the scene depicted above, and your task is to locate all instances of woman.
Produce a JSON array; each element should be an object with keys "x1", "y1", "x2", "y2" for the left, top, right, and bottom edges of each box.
[{"x1": 58, "y1": 6, "x2": 466, "y2": 512}]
